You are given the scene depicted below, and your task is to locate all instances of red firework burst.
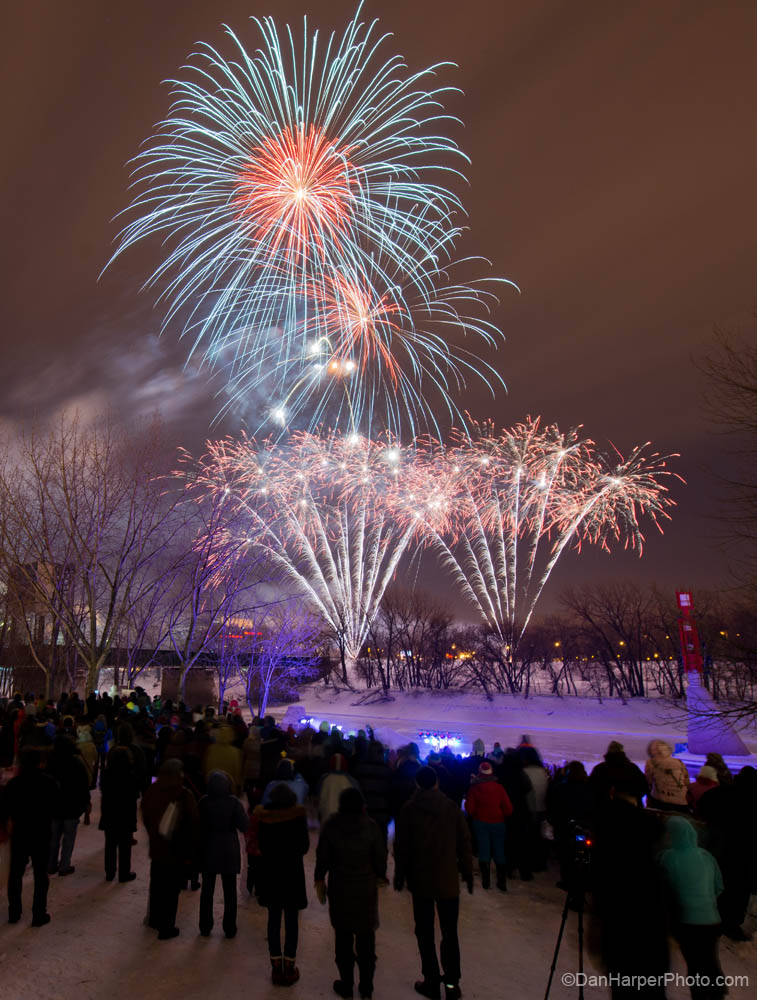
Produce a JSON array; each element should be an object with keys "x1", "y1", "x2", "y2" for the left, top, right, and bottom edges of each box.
[
  {"x1": 310, "y1": 272, "x2": 406, "y2": 386},
  {"x1": 234, "y1": 124, "x2": 357, "y2": 258}
]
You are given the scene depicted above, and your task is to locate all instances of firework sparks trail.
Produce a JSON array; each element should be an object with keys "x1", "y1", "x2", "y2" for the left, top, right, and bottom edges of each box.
[
  {"x1": 182, "y1": 423, "x2": 679, "y2": 675},
  {"x1": 211, "y1": 248, "x2": 507, "y2": 435},
  {"x1": 106, "y1": 3, "x2": 513, "y2": 433},
  {"x1": 408, "y1": 418, "x2": 682, "y2": 657},
  {"x1": 190, "y1": 431, "x2": 447, "y2": 677}
]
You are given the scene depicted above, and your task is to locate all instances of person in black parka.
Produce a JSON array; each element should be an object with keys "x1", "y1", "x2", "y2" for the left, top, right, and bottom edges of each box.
[
  {"x1": 353, "y1": 741, "x2": 392, "y2": 846},
  {"x1": 198, "y1": 770, "x2": 249, "y2": 938},
  {"x1": 254, "y1": 782, "x2": 309, "y2": 986},
  {"x1": 496, "y1": 749, "x2": 534, "y2": 881},
  {"x1": 141, "y1": 759, "x2": 199, "y2": 940},
  {"x1": 389, "y1": 744, "x2": 422, "y2": 822},
  {"x1": 99, "y1": 746, "x2": 139, "y2": 882},
  {"x1": 46, "y1": 736, "x2": 90, "y2": 876},
  {"x1": 394, "y1": 767, "x2": 473, "y2": 1000},
  {"x1": 1, "y1": 747, "x2": 61, "y2": 925},
  {"x1": 698, "y1": 764, "x2": 757, "y2": 940},
  {"x1": 590, "y1": 779, "x2": 669, "y2": 999},
  {"x1": 315, "y1": 787, "x2": 387, "y2": 1000},
  {"x1": 589, "y1": 741, "x2": 648, "y2": 807},
  {"x1": 547, "y1": 760, "x2": 595, "y2": 890}
]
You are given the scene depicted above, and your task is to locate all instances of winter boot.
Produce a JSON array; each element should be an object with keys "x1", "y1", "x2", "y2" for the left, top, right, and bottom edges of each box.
[
  {"x1": 478, "y1": 860, "x2": 491, "y2": 890},
  {"x1": 270, "y1": 957, "x2": 285, "y2": 986},
  {"x1": 282, "y1": 957, "x2": 300, "y2": 986},
  {"x1": 495, "y1": 865, "x2": 507, "y2": 891}
]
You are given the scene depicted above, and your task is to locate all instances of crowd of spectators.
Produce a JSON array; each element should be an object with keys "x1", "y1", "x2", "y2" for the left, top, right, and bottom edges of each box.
[{"x1": 1, "y1": 688, "x2": 755, "y2": 1000}]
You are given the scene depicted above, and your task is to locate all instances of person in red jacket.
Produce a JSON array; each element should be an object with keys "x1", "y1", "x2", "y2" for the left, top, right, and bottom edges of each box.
[{"x1": 465, "y1": 761, "x2": 513, "y2": 891}]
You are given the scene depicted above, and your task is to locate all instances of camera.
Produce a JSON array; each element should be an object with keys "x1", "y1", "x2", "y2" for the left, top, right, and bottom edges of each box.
[{"x1": 571, "y1": 824, "x2": 593, "y2": 865}]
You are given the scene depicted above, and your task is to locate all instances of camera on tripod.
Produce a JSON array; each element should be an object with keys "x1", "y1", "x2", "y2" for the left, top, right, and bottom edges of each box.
[
  {"x1": 570, "y1": 822, "x2": 593, "y2": 869},
  {"x1": 545, "y1": 822, "x2": 595, "y2": 1000}
]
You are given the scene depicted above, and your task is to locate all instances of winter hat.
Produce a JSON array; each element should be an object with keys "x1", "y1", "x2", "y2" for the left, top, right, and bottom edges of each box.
[
  {"x1": 607, "y1": 741, "x2": 625, "y2": 754},
  {"x1": 472, "y1": 738, "x2": 485, "y2": 755},
  {"x1": 319, "y1": 721, "x2": 330, "y2": 733},
  {"x1": 416, "y1": 766, "x2": 438, "y2": 790},
  {"x1": 698, "y1": 766, "x2": 719, "y2": 783},
  {"x1": 268, "y1": 783, "x2": 297, "y2": 809},
  {"x1": 478, "y1": 761, "x2": 494, "y2": 778}
]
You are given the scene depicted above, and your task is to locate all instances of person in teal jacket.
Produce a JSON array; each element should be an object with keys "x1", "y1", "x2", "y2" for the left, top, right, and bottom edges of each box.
[{"x1": 658, "y1": 816, "x2": 726, "y2": 1000}]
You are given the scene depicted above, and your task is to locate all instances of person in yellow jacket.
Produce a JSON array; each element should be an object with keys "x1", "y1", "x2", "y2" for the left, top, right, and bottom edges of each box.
[{"x1": 203, "y1": 724, "x2": 243, "y2": 795}]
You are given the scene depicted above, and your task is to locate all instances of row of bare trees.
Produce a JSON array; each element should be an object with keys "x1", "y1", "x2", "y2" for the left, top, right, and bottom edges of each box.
[
  {"x1": 355, "y1": 581, "x2": 757, "y2": 702},
  {"x1": 0, "y1": 415, "x2": 323, "y2": 710}
]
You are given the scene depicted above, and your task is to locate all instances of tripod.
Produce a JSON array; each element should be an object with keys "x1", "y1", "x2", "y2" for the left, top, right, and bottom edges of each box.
[{"x1": 544, "y1": 886, "x2": 585, "y2": 1000}]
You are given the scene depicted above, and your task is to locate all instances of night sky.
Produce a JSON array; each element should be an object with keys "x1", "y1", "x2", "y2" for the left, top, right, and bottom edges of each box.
[{"x1": 2, "y1": 0, "x2": 756, "y2": 608}]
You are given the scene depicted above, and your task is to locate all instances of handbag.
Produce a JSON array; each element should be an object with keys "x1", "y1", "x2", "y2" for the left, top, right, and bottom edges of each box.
[{"x1": 158, "y1": 800, "x2": 179, "y2": 839}]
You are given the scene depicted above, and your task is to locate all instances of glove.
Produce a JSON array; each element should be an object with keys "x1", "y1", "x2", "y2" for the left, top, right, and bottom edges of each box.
[
  {"x1": 393, "y1": 875, "x2": 404, "y2": 892},
  {"x1": 465, "y1": 875, "x2": 474, "y2": 895},
  {"x1": 315, "y1": 880, "x2": 327, "y2": 905}
]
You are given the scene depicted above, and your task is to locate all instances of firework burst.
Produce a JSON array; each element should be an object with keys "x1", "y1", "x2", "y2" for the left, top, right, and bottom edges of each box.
[
  {"x1": 414, "y1": 418, "x2": 682, "y2": 655},
  {"x1": 210, "y1": 248, "x2": 506, "y2": 435},
  {"x1": 184, "y1": 422, "x2": 680, "y2": 678},
  {"x1": 107, "y1": 4, "x2": 513, "y2": 433},
  {"x1": 192, "y1": 430, "x2": 443, "y2": 679}
]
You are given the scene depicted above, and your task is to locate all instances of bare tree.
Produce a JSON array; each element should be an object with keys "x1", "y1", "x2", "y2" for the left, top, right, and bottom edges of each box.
[
  {"x1": 560, "y1": 581, "x2": 658, "y2": 698},
  {"x1": 698, "y1": 329, "x2": 757, "y2": 580},
  {"x1": 238, "y1": 602, "x2": 322, "y2": 717},
  {"x1": 0, "y1": 414, "x2": 182, "y2": 694},
  {"x1": 356, "y1": 588, "x2": 458, "y2": 691},
  {"x1": 160, "y1": 465, "x2": 276, "y2": 699}
]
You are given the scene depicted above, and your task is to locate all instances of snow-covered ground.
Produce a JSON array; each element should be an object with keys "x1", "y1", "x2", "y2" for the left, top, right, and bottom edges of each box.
[
  {"x1": 283, "y1": 686, "x2": 757, "y2": 770},
  {"x1": 1, "y1": 791, "x2": 756, "y2": 1000}
]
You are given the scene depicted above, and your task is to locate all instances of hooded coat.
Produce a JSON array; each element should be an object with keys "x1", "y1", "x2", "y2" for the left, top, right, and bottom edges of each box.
[
  {"x1": 198, "y1": 770, "x2": 249, "y2": 874},
  {"x1": 262, "y1": 760, "x2": 309, "y2": 806},
  {"x1": 659, "y1": 816, "x2": 723, "y2": 925},
  {"x1": 203, "y1": 726, "x2": 243, "y2": 794},
  {"x1": 465, "y1": 774, "x2": 513, "y2": 825},
  {"x1": 253, "y1": 799, "x2": 309, "y2": 909},
  {"x1": 141, "y1": 761, "x2": 199, "y2": 865},
  {"x1": 645, "y1": 740, "x2": 690, "y2": 807},
  {"x1": 315, "y1": 811, "x2": 387, "y2": 932},
  {"x1": 76, "y1": 729, "x2": 98, "y2": 784},
  {"x1": 394, "y1": 787, "x2": 473, "y2": 899},
  {"x1": 318, "y1": 755, "x2": 360, "y2": 824}
]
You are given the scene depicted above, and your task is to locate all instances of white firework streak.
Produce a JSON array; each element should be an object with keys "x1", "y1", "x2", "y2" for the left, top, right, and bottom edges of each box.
[
  {"x1": 189, "y1": 430, "x2": 439, "y2": 666},
  {"x1": 416, "y1": 420, "x2": 681, "y2": 655}
]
